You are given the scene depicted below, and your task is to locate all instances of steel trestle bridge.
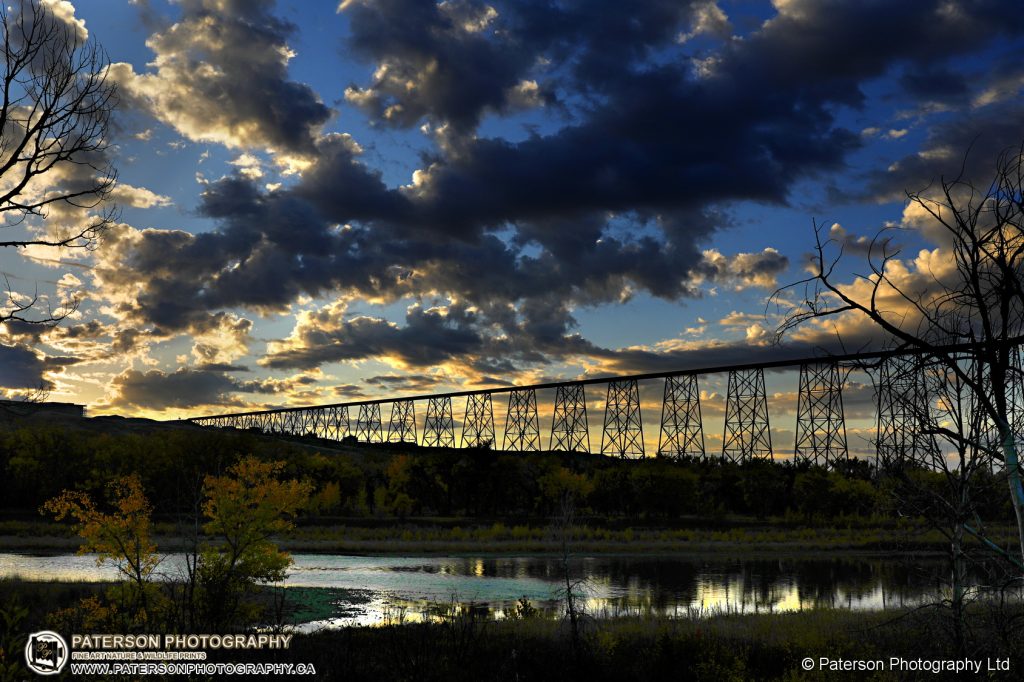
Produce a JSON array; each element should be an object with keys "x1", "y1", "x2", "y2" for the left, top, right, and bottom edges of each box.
[{"x1": 189, "y1": 344, "x2": 1019, "y2": 465}]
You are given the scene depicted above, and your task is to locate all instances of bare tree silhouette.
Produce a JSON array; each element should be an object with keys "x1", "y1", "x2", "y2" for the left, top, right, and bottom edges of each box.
[
  {"x1": 0, "y1": 0, "x2": 117, "y2": 326},
  {"x1": 774, "y1": 142, "x2": 1024, "y2": 564}
]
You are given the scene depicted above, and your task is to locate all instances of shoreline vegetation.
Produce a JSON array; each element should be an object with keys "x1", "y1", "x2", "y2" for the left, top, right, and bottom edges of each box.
[
  {"x1": 0, "y1": 517, "x2": 1017, "y2": 555},
  {"x1": 0, "y1": 419, "x2": 1017, "y2": 558}
]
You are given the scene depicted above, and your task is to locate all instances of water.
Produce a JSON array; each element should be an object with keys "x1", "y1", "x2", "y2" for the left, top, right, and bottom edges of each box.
[{"x1": 0, "y1": 552, "x2": 985, "y2": 628}]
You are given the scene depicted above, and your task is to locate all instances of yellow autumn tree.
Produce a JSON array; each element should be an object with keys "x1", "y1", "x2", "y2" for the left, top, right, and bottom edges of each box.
[
  {"x1": 197, "y1": 456, "x2": 312, "y2": 629},
  {"x1": 42, "y1": 475, "x2": 158, "y2": 589},
  {"x1": 41, "y1": 475, "x2": 160, "y2": 626}
]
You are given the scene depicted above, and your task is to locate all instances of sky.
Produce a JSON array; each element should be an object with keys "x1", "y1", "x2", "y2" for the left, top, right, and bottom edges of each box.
[{"x1": 3, "y1": 0, "x2": 1024, "y2": 456}]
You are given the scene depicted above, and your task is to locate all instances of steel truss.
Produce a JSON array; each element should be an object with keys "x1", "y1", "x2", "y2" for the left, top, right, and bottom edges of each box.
[
  {"x1": 601, "y1": 379, "x2": 644, "y2": 458},
  {"x1": 356, "y1": 403, "x2": 383, "y2": 443},
  {"x1": 387, "y1": 400, "x2": 417, "y2": 443},
  {"x1": 329, "y1": 406, "x2": 352, "y2": 440},
  {"x1": 946, "y1": 348, "x2": 1024, "y2": 472},
  {"x1": 794, "y1": 363, "x2": 848, "y2": 467},
  {"x1": 722, "y1": 368, "x2": 772, "y2": 462},
  {"x1": 306, "y1": 408, "x2": 327, "y2": 438},
  {"x1": 504, "y1": 389, "x2": 540, "y2": 451},
  {"x1": 876, "y1": 355, "x2": 937, "y2": 468},
  {"x1": 550, "y1": 383, "x2": 589, "y2": 452},
  {"x1": 462, "y1": 393, "x2": 495, "y2": 448},
  {"x1": 196, "y1": 405, "x2": 355, "y2": 441},
  {"x1": 423, "y1": 396, "x2": 455, "y2": 447},
  {"x1": 658, "y1": 375, "x2": 705, "y2": 458}
]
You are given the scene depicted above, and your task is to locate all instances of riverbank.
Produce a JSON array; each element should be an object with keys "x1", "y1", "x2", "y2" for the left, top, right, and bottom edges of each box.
[
  {"x1": 0, "y1": 517, "x2": 1013, "y2": 555},
  {"x1": 232, "y1": 607, "x2": 1024, "y2": 680}
]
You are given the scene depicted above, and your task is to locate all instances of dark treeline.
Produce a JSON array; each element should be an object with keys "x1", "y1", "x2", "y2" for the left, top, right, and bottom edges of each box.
[{"x1": 0, "y1": 423, "x2": 1014, "y2": 524}]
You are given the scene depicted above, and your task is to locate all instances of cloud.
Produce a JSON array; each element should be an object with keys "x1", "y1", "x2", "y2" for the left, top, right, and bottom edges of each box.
[
  {"x1": 261, "y1": 301, "x2": 483, "y2": 370},
  {"x1": 58, "y1": 0, "x2": 1024, "y2": 414},
  {"x1": 342, "y1": 0, "x2": 540, "y2": 132},
  {"x1": 826, "y1": 223, "x2": 875, "y2": 257},
  {"x1": 677, "y1": 1, "x2": 731, "y2": 43},
  {"x1": 101, "y1": 363, "x2": 338, "y2": 413},
  {"x1": 0, "y1": 344, "x2": 57, "y2": 391},
  {"x1": 110, "y1": 183, "x2": 172, "y2": 208},
  {"x1": 99, "y1": 1, "x2": 1024, "y2": 354},
  {"x1": 105, "y1": 366, "x2": 245, "y2": 411},
  {"x1": 691, "y1": 248, "x2": 790, "y2": 291},
  {"x1": 109, "y1": 0, "x2": 331, "y2": 157},
  {"x1": 40, "y1": 0, "x2": 88, "y2": 42},
  {"x1": 189, "y1": 312, "x2": 253, "y2": 365},
  {"x1": 363, "y1": 373, "x2": 442, "y2": 392}
]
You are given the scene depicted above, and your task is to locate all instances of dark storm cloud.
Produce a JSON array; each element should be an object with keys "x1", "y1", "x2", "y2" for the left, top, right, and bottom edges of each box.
[
  {"x1": 108, "y1": 367, "x2": 244, "y2": 410},
  {"x1": 363, "y1": 374, "x2": 440, "y2": 392},
  {"x1": 100, "y1": 0, "x2": 1024, "y2": 383},
  {"x1": 863, "y1": 100, "x2": 1024, "y2": 201},
  {"x1": 333, "y1": 384, "x2": 367, "y2": 398},
  {"x1": 339, "y1": 0, "x2": 1024, "y2": 233},
  {"x1": 342, "y1": 0, "x2": 541, "y2": 131},
  {"x1": 290, "y1": 134, "x2": 409, "y2": 222},
  {"x1": 898, "y1": 65, "x2": 970, "y2": 105},
  {"x1": 0, "y1": 344, "x2": 62, "y2": 389},
  {"x1": 260, "y1": 304, "x2": 484, "y2": 370},
  {"x1": 195, "y1": 363, "x2": 251, "y2": 373},
  {"x1": 588, "y1": 341, "x2": 864, "y2": 380},
  {"x1": 112, "y1": 0, "x2": 331, "y2": 154}
]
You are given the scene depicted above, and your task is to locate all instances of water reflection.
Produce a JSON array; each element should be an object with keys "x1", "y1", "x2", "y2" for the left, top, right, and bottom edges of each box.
[{"x1": 1, "y1": 552, "x2": 1011, "y2": 628}]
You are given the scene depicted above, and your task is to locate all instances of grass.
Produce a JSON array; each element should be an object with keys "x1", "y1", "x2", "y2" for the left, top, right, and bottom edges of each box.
[
  {"x1": 1, "y1": 517, "x2": 1015, "y2": 555},
  {"x1": 228, "y1": 605, "x2": 1024, "y2": 681}
]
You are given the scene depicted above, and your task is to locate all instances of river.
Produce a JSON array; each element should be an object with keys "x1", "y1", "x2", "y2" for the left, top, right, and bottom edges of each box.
[{"x1": 0, "y1": 552, "x2": 986, "y2": 628}]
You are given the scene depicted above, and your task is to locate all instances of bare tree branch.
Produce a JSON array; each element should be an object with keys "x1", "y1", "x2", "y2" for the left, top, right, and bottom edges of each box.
[
  {"x1": 0, "y1": 0, "x2": 118, "y2": 327},
  {"x1": 774, "y1": 141, "x2": 1024, "y2": 568}
]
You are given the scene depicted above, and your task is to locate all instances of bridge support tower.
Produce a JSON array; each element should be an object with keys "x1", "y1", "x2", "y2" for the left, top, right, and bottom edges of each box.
[
  {"x1": 794, "y1": 363, "x2": 848, "y2": 467},
  {"x1": 388, "y1": 400, "x2": 417, "y2": 443},
  {"x1": 356, "y1": 403, "x2": 383, "y2": 443},
  {"x1": 601, "y1": 380, "x2": 644, "y2": 458},
  {"x1": 462, "y1": 393, "x2": 495, "y2": 447},
  {"x1": 423, "y1": 396, "x2": 455, "y2": 447},
  {"x1": 876, "y1": 355, "x2": 936, "y2": 468},
  {"x1": 504, "y1": 389, "x2": 540, "y2": 451},
  {"x1": 551, "y1": 383, "x2": 590, "y2": 452},
  {"x1": 658, "y1": 375, "x2": 705, "y2": 458},
  {"x1": 722, "y1": 368, "x2": 772, "y2": 462}
]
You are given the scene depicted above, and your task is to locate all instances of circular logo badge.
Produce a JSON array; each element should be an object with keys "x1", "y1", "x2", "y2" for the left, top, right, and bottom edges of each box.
[{"x1": 24, "y1": 631, "x2": 68, "y2": 675}]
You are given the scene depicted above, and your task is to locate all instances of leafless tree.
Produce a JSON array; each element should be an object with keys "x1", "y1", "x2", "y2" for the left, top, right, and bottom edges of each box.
[
  {"x1": 0, "y1": 0, "x2": 117, "y2": 326},
  {"x1": 871, "y1": 347, "x2": 1014, "y2": 653},
  {"x1": 774, "y1": 142, "x2": 1024, "y2": 565}
]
